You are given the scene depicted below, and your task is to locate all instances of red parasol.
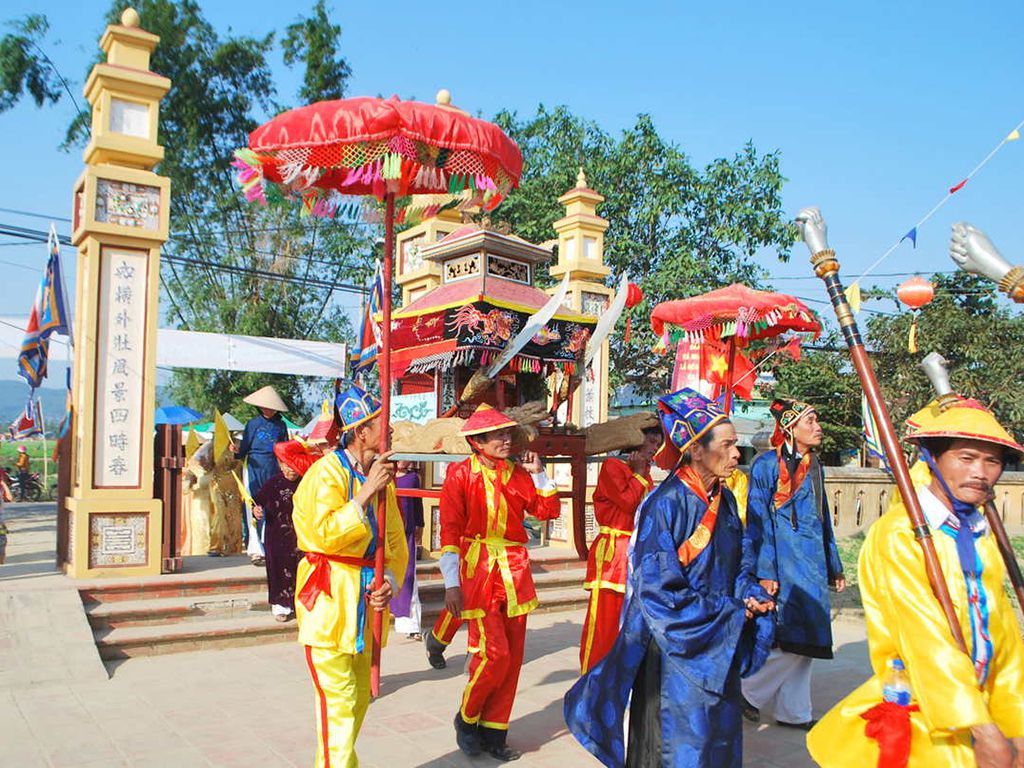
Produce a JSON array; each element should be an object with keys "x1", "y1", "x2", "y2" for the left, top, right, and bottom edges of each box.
[
  {"x1": 237, "y1": 91, "x2": 522, "y2": 697},
  {"x1": 650, "y1": 284, "x2": 821, "y2": 413}
]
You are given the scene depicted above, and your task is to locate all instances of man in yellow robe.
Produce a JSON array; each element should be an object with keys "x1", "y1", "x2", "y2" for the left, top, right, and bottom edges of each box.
[
  {"x1": 807, "y1": 396, "x2": 1024, "y2": 768},
  {"x1": 292, "y1": 384, "x2": 407, "y2": 768}
]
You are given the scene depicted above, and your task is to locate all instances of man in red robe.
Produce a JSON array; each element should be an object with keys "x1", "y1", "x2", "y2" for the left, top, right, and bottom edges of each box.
[
  {"x1": 579, "y1": 426, "x2": 662, "y2": 673},
  {"x1": 442, "y1": 404, "x2": 562, "y2": 761}
]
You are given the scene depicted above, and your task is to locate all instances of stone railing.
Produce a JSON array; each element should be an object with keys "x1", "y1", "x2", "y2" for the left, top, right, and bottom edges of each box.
[{"x1": 825, "y1": 467, "x2": 1024, "y2": 537}]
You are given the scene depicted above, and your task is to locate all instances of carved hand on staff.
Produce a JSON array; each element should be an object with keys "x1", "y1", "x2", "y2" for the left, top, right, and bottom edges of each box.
[
  {"x1": 950, "y1": 222, "x2": 1011, "y2": 282},
  {"x1": 795, "y1": 207, "x2": 830, "y2": 255}
]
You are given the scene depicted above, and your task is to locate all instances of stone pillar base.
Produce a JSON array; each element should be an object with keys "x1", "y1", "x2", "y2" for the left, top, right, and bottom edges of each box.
[{"x1": 64, "y1": 496, "x2": 162, "y2": 578}]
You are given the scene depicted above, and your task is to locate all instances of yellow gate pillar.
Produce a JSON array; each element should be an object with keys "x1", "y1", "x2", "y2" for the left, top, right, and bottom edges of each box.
[{"x1": 65, "y1": 8, "x2": 171, "y2": 578}]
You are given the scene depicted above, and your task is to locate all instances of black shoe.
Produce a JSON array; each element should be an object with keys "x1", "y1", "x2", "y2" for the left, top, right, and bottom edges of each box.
[
  {"x1": 479, "y1": 726, "x2": 521, "y2": 762},
  {"x1": 775, "y1": 718, "x2": 817, "y2": 731},
  {"x1": 454, "y1": 713, "x2": 482, "y2": 757},
  {"x1": 425, "y1": 632, "x2": 447, "y2": 670},
  {"x1": 741, "y1": 696, "x2": 760, "y2": 723}
]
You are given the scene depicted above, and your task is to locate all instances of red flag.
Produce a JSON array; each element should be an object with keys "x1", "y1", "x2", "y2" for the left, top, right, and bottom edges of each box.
[
  {"x1": 701, "y1": 341, "x2": 755, "y2": 401},
  {"x1": 949, "y1": 178, "x2": 967, "y2": 194},
  {"x1": 729, "y1": 349, "x2": 756, "y2": 401},
  {"x1": 782, "y1": 337, "x2": 803, "y2": 362},
  {"x1": 700, "y1": 340, "x2": 729, "y2": 386}
]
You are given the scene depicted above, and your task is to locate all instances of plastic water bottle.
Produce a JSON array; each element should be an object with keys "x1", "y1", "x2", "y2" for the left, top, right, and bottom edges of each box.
[{"x1": 882, "y1": 657, "x2": 912, "y2": 706}]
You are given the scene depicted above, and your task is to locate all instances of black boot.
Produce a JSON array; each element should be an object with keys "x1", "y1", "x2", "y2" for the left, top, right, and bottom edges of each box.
[
  {"x1": 454, "y1": 712, "x2": 482, "y2": 757},
  {"x1": 425, "y1": 631, "x2": 447, "y2": 669},
  {"x1": 479, "y1": 725, "x2": 521, "y2": 762},
  {"x1": 741, "y1": 695, "x2": 760, "y2": 724}
]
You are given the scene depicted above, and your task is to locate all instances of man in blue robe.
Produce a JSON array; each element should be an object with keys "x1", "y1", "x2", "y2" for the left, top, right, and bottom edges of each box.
[
  {"x1": 564, "y1": 388, "x2": 775, "y2": 768},
  {"x1": 236, "y1": 385, "x2": 290, "y2": 556},
  {"x1": 741, "y1": 398, "x2": 844, "y2": 730}
]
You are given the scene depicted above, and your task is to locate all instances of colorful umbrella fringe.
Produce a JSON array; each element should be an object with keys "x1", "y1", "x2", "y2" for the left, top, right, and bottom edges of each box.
[
  {"x1": 652, "y1": 304, "x2": 818, "y2": 352},
  {"x1": 233, "y1": 139, "x2": 514, "y2": 221},
  {"x1": 405, "y1": 346, "x2": 574, "y2": 377}
]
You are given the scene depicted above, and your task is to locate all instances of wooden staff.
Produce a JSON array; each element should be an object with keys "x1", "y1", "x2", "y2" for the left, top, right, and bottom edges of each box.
[
  {"x1": 801, "y1": 215, "x2": 967, "y2": 652},
  {"x1": 920, "y1": 353, "x2": 1024, "y2": 612},
  {"x1": 370, "y1": 192, "x2": 396, "y2": 697}
]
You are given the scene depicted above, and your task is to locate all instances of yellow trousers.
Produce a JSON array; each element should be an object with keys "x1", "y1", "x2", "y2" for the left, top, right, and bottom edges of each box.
[{"x1": 304, "y1": 645, "x2": 372, "y2": 768}]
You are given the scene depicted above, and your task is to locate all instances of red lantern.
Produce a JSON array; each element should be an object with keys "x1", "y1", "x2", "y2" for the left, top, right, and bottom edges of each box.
[
  {"x1": 896, "y1": 276, "x2": 934, "y2": 353},
  {"x1": 896, "y1": 276, "x2": 935, "y2": 310},
  {"x1": 624, "y1": 282, "x2": 644, "y2": 343}
]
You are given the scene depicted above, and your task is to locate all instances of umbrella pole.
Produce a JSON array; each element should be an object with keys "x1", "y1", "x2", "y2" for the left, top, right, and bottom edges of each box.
[
  {"x1": 371, "y1": 193, "x2": 396, "y2": 697},
  {"x1": 723, "y1": 337, "x2": 737, "y2": 415},
  {"x1": 810, "y1": 248, "x2": 967, "y2": 653}
]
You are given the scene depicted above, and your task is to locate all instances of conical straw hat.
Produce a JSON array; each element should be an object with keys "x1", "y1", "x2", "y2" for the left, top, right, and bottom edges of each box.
[{"x1": 243, "y1": 385, "x2": 288, "y2": 412}]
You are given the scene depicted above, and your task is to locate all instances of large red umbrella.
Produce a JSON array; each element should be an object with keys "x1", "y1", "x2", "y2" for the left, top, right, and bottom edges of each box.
[
  {"x1": 236, "y1": 92, "x2": 522, "y2": 696},
  {"x1": 650, "y1": 284, "x2": 821, "y2": 412}
]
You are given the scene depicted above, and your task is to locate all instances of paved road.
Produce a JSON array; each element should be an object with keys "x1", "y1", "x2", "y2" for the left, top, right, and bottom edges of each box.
[{"x1": 0, "y1": 503, "x2": 869, "y2": 767}]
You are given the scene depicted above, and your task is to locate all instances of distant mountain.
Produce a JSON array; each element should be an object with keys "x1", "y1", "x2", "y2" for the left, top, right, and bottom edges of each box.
[{"x1": 0, "y1": 381, "x2": 67, "y2": 434}]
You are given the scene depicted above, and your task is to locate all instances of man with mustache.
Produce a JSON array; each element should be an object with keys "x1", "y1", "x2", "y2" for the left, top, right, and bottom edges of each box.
[
  {"x1": 808, "y1": 396, "x2": 1024, "y2": 768},
  {"x1": 565, "y1": 388, "x2": 775, "y2": 768}
]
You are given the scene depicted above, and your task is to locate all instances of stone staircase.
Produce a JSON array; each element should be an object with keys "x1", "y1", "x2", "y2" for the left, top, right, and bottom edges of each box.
[{"x1": 80, "y1": 550, "x2": 588, "y2": 661}]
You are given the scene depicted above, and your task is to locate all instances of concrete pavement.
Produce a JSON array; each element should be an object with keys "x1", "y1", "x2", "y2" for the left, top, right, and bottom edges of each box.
[{"x1": 0, "y1": 503, "x2": 870, "y2": 767}]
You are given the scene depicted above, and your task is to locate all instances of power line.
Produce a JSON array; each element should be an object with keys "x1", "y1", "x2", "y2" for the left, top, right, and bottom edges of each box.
[
  {"x1": 0, "y1": 222, "x2": 370, "y2": 296},
  {"x1": 0, "y1": 206, "x2": 72, "y2": 223}
]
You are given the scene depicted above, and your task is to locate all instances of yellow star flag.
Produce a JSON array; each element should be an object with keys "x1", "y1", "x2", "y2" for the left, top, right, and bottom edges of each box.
[
  {"x1": 213, "y1": 409, "x2": 232, "y2": 460},
  {"x1": 845, "y1": 282, "x2": 862, "y2": 314},
  {"x1": 185, "y1": 426, "x2": 200, "y2": 460},
  {"x1": 1007, "y1": 129, "x2": 1021, "y2": 142}
]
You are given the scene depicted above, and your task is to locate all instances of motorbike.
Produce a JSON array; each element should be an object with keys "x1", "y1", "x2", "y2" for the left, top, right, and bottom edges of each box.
[{"x1": 6, "y1": 467, "x2": 43, "y2": 502}]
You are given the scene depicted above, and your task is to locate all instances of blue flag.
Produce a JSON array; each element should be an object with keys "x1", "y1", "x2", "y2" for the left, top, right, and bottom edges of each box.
[
  {"x1": 350, "y1": 263, "x2": 383, "y2": 376},
  {"x1": 18, "y1": 230, "x2": 71, "y2": 388}
]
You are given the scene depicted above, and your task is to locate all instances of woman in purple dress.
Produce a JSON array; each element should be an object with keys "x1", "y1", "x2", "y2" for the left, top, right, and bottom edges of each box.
[
  {"x1": 252, "y1": 440, "x2": 318, "y2": 622},
  {"x1": 392, "y1": 461, "x2": 425, "y2": 639}
]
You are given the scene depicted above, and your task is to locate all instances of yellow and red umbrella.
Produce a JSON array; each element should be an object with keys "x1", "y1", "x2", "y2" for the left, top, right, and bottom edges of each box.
[
  {"x1": 650, "y1": 283, "x2": 821, "y2": 413},
  {"x1": 236, "y1": 91, "x2": 522, "y2": 696}
]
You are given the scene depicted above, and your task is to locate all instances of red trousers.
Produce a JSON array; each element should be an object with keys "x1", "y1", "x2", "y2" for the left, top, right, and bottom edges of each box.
[
  {"x1": 431, "y1": 608, "x2": 464, "y2": 646},
  {"x1": 459, "y1": 599, "x2": 527, "y2": 730},
  {"x1": 579, "y1": 587, "x2": 625, "y2": 674}
]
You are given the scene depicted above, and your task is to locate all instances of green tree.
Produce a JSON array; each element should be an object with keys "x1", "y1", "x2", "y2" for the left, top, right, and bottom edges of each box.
[
  {"x1": 0, "y1": 15, "x2": 65, "y2": 113},
  {"x1": 282, "y1": 0, "x2": 352, "y2": 103},
  {"x1": 867, "y1": 272, "x2": 1024, "y2": 437},
  {"x1": 492, "y1": 106, "x2": 795, "y2": 396},
  {"x1": 1, "y1": 1, "x2": 373, "y2": 419}
]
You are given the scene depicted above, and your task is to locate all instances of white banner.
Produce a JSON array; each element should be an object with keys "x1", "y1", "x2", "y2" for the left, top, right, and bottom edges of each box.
[{"x1": 156, "y1": 330, "x2": 347, "y2": 377}]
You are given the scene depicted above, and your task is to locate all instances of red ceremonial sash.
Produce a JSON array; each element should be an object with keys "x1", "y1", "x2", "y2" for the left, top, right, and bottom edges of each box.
[
  {"x1": 298, "y1": 552, "x2": 374, "y2": 611},
  {"x1": 773, "y1": 447, "x2": 812, "y2": 509},
  {"x1": 674, "y1": 465, "x2": 722, "y2": 566}
]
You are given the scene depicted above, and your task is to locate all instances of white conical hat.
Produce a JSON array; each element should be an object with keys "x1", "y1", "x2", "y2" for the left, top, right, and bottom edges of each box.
[{"x1": 243, "y1": 385, "x2": 288, "y2": 413}]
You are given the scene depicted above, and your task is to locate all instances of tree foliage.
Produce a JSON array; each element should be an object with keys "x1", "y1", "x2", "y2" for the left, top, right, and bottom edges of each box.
[
  {"x1": 867, "y1": 272, "x2": 1024, "y2": 438},
  {"x1": 282, "y1": 0, "x2": 352, "y2": 104},
  {"x1": 0, "y1": 15, "x2": 64, "y2": 114},
  {"x1": 492, "y1": 106, "x2": 796, "y2": 397}
]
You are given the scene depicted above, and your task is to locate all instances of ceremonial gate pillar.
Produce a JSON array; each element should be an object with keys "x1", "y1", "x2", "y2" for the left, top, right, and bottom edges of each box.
[{"x1": 65, "y1": 8, "x2": 170, "y2": 578}]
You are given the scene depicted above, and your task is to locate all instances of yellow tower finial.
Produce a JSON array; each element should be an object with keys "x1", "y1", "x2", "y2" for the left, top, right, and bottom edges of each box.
[
  {"x1": 576, "y1": 167, "x2": 587, "y2": 189},
  {"x1": 120, "y1": 7, "x2": 140, "y2": 27}
]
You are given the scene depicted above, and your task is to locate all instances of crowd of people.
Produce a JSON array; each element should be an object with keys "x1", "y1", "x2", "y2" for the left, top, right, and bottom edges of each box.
[{"x1": 207, "y1": 372, "x2": 1024, "y2": 768}]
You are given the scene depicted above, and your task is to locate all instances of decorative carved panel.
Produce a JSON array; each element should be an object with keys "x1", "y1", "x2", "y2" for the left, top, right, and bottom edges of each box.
[
  {"x1": 486, "y1": 255, "x2": 530, "y2": 284},
  {"x1": 443, "y1": 253, "x2": 480, "y2": 282}
]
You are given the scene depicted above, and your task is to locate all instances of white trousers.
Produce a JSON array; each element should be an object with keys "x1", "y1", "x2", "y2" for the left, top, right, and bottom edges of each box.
[
  {"x1": 741, "y1": 648, "x2": 814, "y2": 724},
  {"x1": 394, "y1": 579, "x2": 422, "y2": 635}
]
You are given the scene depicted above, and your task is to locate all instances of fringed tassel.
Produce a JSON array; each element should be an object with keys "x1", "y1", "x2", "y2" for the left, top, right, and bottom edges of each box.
[{"x1": 908, "y1": 313, "x2": 918, "y2": 353}]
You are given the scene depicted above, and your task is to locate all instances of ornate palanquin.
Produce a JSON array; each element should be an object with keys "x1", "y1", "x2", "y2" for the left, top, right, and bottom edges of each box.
[{"x1": 390, "y1": 224, "x2": 597, "y2": 413}]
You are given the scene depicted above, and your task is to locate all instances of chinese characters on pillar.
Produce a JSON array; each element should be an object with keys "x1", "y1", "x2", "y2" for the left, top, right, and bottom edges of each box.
[{"x1": 93, "y1": 248, "x2": 148, "y2": 488}]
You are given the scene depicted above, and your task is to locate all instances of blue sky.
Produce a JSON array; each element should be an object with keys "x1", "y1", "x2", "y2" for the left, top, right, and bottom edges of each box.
[{"x1": 1, "y1": 0, "x2": 1022, "y2": 381}]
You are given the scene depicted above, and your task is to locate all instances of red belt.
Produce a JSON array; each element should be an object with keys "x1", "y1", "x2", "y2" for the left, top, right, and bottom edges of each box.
[{"x1": 298, "y1": 552, "x2": 373, "y2": 611}]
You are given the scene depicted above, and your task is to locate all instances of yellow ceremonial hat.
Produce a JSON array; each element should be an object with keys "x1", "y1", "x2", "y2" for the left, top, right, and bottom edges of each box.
[{"x1": 905, "y1": 396, "x2": 1024, "y2": 461}]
